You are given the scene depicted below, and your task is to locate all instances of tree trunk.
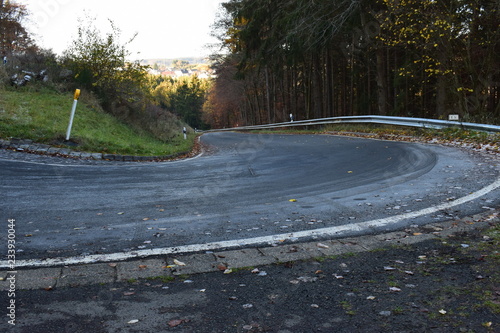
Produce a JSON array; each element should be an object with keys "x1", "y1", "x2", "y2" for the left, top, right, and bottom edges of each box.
[
  {"x1": 436, "y1": 75, "x2": 446, "y2": 118},
  {"x1": 376, "y1": 47, "x2": 388, "y2": 116},
  {"x1": 265, "y1": 66, "x2": 271, "y2": 123},
  {"x1": 312, "y1": 53, "x2": 323, "y2": 119}
]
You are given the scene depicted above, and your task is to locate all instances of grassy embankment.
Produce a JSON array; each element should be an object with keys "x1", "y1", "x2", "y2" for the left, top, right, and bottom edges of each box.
[
  {"x1": 0, "y1": 86, "x2": 195, "y2": 156},
  {"x1": 255, "y1": 123, "x2": 500, "y2": 148}
]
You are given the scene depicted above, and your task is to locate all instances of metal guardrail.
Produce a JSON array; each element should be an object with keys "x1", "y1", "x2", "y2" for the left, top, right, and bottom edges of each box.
[{"x1": 205, "y1": 115, "x2": 500, "y2": 133}]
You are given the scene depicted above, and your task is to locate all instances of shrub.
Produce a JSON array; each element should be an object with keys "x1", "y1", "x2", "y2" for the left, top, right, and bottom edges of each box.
[{"x1": 0, "y1": 65, "x2": 8, "y2": 88}]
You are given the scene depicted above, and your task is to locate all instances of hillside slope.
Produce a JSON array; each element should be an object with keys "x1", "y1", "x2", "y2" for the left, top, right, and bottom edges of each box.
[{"x1": 0, "y1": 87, "x2": 194, "y2": 156}]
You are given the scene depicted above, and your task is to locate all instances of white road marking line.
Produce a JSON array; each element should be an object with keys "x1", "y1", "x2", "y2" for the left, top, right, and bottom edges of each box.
[{"x1": 2, "y1": 175, "x2": 499, "y2": 269}]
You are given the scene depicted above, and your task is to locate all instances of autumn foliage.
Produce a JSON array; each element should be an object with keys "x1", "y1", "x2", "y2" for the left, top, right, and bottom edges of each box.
[
  {"x1": 0, "y1": 0, "x2": 35, "y2": 54},
  {"x1": 207, "y1": 0, "x2": 500, "y2": 127}
]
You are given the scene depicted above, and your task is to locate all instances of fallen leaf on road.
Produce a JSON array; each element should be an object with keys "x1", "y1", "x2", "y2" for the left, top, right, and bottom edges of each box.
[
  {"x1": 224, "y1": 269, "x2": 233, "y2": 274},
  {"x1": 389, "y1": 287, "x2": 402, "y2": 292},
  {"x1": 174, "y1": 259, "x2": 186, "y2": 266},
  {"x1": 298, "y1": 276, "x2": 318, "y2": 282},
  {"x1": 217, "y1": 264, "x2": 227, "y2": 271},
  {"x1": 138, "y1": 265, "x2": 147, "y2": 269},
  {"x1": 289, "y1": 199, "x2": 297, "y2": 202},
  {"x1": 168, "y1": 319, "x2": 187, "y2": 327},
  {"x1": 439, "y1": 309, "x2": 447, "y2": 315},
  {"x1": 127, "y1": 319, "x2": 139, "y2": 324}
]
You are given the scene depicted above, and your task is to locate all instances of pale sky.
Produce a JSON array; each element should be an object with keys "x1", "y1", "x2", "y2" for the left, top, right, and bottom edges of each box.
[{"x1": 17, "y1": 0, "x2": 226, "y2": 60}]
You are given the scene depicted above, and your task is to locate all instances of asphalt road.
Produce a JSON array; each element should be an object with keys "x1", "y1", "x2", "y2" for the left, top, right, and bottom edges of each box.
[{"x1": 1, "y1": 132, "x2": 499, "y2": 263}]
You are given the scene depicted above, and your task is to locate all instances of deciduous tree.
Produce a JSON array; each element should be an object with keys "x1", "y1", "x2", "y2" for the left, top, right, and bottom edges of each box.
[{"x1": 0, "y1": 0, "x2": 36, "y2": 54}]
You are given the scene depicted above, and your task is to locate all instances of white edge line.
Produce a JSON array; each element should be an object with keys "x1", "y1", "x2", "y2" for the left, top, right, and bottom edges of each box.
[{"x1": 2, "y1": 175, "x2": 500, "y2": 269}]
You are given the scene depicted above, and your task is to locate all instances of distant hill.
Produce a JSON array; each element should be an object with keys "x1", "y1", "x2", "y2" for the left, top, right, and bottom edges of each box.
[{"x1": 140, "y1": 57, "x2": 208, "y2": 67}]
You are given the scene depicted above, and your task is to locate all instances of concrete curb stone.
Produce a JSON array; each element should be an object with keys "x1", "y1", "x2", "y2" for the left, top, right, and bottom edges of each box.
[
  {"x1": 0, "y1": 138, "x2": 189, "y2": 162},
  {"x1": 116, "y1": 259, "x2": 170, "y2": 281},
  {"x1": 213, "y1": 248, "x2": 272, "y2": 269},
  {"x1": 47, "y1": 147, "x2": 60, "y2": 154},
  {"x1": 1, "y1": 210, "x2": 496, "y2": 291},
  {"x1": 58, "y1": 264, "x2": 115, "y2": 288},
  {"x1": 15, "y1": 268, "x2": 60, "y2": 290},
  {"x1": 167, "y1": 253, "x2": 221, "y2": 276}
]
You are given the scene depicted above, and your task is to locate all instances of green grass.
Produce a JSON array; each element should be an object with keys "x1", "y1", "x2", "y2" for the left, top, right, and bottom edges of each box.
[
  {"x1": 339, "y1": 301, "x2": 356, "y2": 316},
  {"x1": 392, "y1": 306, "x2": 404, "y2": 315},
  {"x1": 146, "y1": 275, "x2": 175, "y2": 283},
  {"x1": 0, "y1": 86, "x2": 195, "y2": 156},
  {"x1": 230, "y1": 266, "x2": 255, "y2": 273}
]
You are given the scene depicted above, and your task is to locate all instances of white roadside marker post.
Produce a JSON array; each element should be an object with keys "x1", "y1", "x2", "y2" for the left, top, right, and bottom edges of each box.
[{"x1": 66, "y1": 89, "x2": 81, "y2": 141}]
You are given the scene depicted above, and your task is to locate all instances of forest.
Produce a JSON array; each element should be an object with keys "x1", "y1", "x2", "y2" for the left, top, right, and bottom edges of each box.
[{"x1": 204, "y1": 0, "x2": 500, "y2": 128}]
